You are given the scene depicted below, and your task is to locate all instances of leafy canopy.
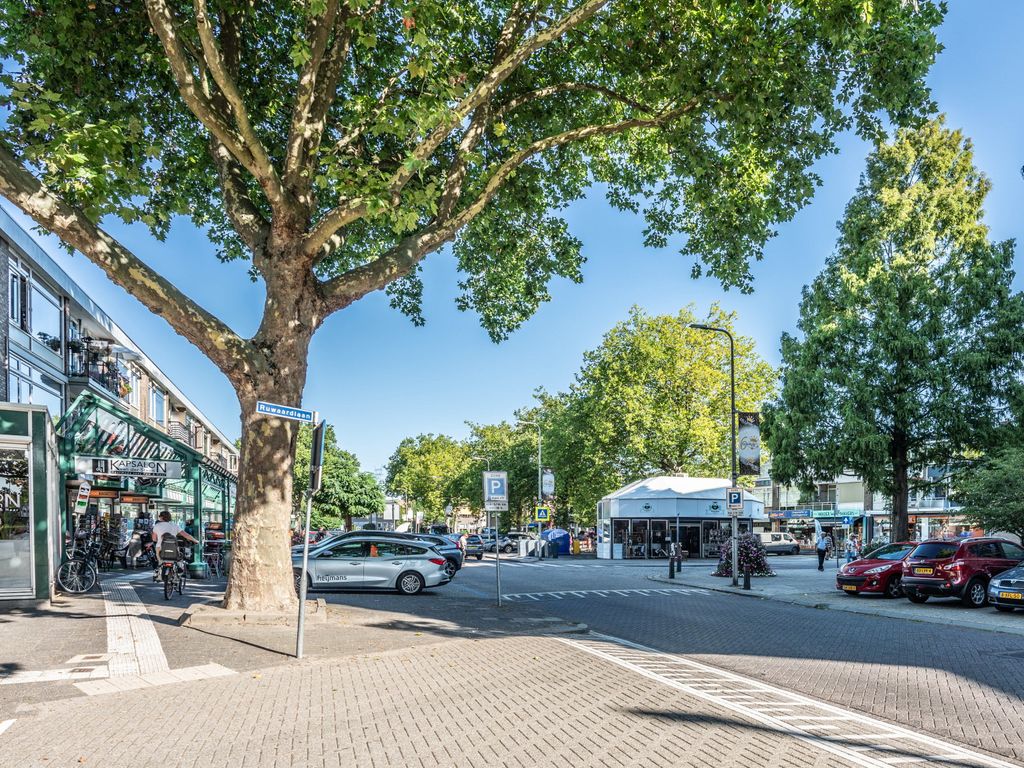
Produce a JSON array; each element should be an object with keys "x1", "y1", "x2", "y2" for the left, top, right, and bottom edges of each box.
[
  {"x1": 384, "y1": 433, "x2": 471, "y2": 521},
  {"x1": 0, "y1": 0, "x2": 944, "y2": 341},
  {"x1": 952, "y1": 446, "x2": 1024, "y2": 544},
  {"x1": 764, "y1": 118, "x2": 1024, "y2": 503},
  {"x1": 293, "y1": 423, "x2": 384, "y2": 528}
]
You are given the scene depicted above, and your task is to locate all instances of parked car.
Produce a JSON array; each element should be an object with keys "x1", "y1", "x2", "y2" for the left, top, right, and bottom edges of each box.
[
  {"x1": 902, "y1": 537, "x2": 1024, "y2": 607},
  {"x1": 836, "y1": 541, "x2": 917, "y2": 598},
  {"x1": 485, "y1": 535, "x2": 515, "y2": 554},
  {"x1": 302, "y1": 530, "x2": 464, "y2": 578},
  {"x1": 464, "y1": 534, "x2": 485, "y2": 560},
  {"x1": 758, "y1": 531, "x2": 801, "y2": 555},
  {"x1": 292, "y1": 535, "x2": 450, "y2": 595},
  {"x1": 988, "y1": 564, "x2": 1024, "y2": 612}
]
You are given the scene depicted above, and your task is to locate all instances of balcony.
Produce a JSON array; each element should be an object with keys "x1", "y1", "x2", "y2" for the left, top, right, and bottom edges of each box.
[
  {"x1": 167, "y1": 421, "x2": 192, "y2": 445},
  {"x1": 68, "y1": 356, "x2": 131, "y2": 404}
]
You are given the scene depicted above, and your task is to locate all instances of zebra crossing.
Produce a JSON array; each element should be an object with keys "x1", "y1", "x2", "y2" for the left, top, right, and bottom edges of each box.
[
  {"x1": 469, "y1": 557, "x2": 658, "y2": 570},
  {"x1": 501, "y1": 587, "x2": 710, "y2": 602}
]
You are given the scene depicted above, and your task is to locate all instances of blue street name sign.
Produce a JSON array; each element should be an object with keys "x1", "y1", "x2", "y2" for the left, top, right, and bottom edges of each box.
[{"x1": 256, "y1": 401, "x2": 315, "y2": 423}]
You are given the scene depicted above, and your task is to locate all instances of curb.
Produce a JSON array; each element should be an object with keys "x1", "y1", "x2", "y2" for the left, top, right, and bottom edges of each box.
[
  {"x1": 646, "y1": 574, "x2": 1024, "y2": 638},
  {"x1": 179, "y1": 598, "x2": 329, "y2": 628}
]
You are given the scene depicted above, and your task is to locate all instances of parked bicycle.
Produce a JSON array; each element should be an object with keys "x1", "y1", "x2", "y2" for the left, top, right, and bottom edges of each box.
[
  {"x1": 56, "y1": 541, "x2": 102, "y2": 594},
  {"x1": 203, "y1": 542, "x2": 225, "y2": 578}
]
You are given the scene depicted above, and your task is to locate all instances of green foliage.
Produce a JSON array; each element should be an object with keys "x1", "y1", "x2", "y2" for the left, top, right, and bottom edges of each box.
[
  {"x1": 384, "y1": 433, "x2": 471, "y2": 521},
  {"x1": 764, "y1": 118, "x2": 1024, "y2": 536},
  {"x1": 0, "y1": 0, "x2": 944, "y2": 335},
  {"x1": 456, "y1": 418, "x2": 542, "y2": 530},
  {"x1": 543, "y1": 305, "x2": 777, "y2": 518},
  {"x1": 293, "y1": 423, "x2": 384, "y2": 529},
  {"x1": 952, "y1": 445, "x2": 1024, "y2": 543}
]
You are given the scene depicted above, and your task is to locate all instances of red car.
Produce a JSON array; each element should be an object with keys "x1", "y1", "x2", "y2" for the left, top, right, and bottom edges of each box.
[
  {"x1": 902, "y1": 537, "x2": 1024, "y2": 608},
  {"x1": 836, "y1": 541, "x2": 917, "y2": 598}
]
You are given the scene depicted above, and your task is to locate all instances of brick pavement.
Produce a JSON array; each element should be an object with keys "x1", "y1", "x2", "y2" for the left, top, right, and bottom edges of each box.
[{"x1": 0, "y1": 635, "x2": 862, "y2": 768}]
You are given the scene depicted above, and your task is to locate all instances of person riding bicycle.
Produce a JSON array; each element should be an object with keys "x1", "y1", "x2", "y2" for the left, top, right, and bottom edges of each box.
[{"x1": 151, "y1": 511, "x2": 197, "y2": 578}]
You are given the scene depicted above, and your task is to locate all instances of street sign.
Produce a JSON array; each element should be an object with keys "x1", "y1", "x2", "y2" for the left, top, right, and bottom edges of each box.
[
  {"x1": 256, "y1": 400, "x2": 315, "y2": 423},
  {"x1": 534, "y1": 506, "x2": 550, "y2": 522},
  {"x1": 309, "y1": 419, "x2": 326, "y2": 493},
  {"x1": 727, "y1": 487, "x2": 743, "y2": 511},
  {"x1": 483, "y1": 471, "x2": 508, "y2": 512},
  {"x1": 842, "y1": 516, "x2": 852, "y2": 526}
]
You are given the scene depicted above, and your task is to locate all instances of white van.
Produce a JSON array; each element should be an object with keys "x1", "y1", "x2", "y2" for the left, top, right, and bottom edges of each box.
[{"x1": 758, "y1": 531, "x2": 801, "y2": 555}]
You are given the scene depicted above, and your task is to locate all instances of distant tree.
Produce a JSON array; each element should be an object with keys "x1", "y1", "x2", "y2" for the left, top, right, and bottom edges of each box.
[
  {"x1": 457, "y1": 420, "x2": 541, "y2": 531},
  {"x1": 293, "y1": 424, "x2": 384, "y2": 530},
  {"x1": 764, "y1": 119, "x2": 1024, "y2": 542},
  {"x1": 384, "y1": 434, "x2": 470, "y2": 524},
  {"x1": 0, "y1": 0, "x2": 943, "y2": 611},
  {"x1": 952, "y1": 446, "x2": 1024, "y2": 543},
  {"x1": 545, "y1": 305, "x2": 776, "y2": 517}
]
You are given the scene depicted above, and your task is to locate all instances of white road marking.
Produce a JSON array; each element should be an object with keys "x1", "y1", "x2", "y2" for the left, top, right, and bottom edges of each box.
[
  {"x1": 0, "y1": 720, "x2": 14, "y2": 737},
  {"x1": 102, "y1": 580, "x2": 169, "y2": 676},
  {"x1": 74, "y1": 663, "x2": 235, "y2": 696},
  {"x1": 558, "y1": 633, "x2": 1021, "y2": 768},
  {"x1": 501, "y1": 587, "x2": 710, "y2": 602}
]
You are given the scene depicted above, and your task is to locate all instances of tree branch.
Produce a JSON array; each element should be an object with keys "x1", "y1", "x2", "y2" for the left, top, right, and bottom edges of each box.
[
  {"x1": 192, "y1": 0, "x2": 288, "y2": 213},
  {"x1": 320, "y1": 102, "x2": 697, "y2": 313},
  {"x1": 207, "y1": 137, "x2": 271, "y2": 257},
  {"x1": 0, "y1": 141, "x2": 255, "y2": 382},
  {"x1": 493, "y1": 82, "x2": 657, "y2": 120},
  {"x1": 283, "y1": 0, "x2": 343, "y2": 192},
  {"x1": 304, "y1": 0, "x2": 609, "y2": 260}
]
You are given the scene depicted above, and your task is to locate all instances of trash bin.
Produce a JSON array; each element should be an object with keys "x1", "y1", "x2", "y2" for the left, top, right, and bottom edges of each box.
[{"x1": 519, "y1": 539, "x2": 531, "y2": 557}]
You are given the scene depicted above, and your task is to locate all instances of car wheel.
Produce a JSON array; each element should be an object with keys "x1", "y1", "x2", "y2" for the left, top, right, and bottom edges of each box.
[
  {"x1": 995, "y1": 605, "x2": 1015, "y2": 613},
  {"x1": 792, "y1": 546, "x2": 800, "y2": 556},
  {"x1": 444, "y1": 559, "x2": 458, "y2": 579},
  {"x1": 961, "y1": 578, "x2": 988, "y2": 608},
  {"x1": 884, "y1": 575, "x2": 903, "y2": 599},
  {"x1": 476, "y1": 553, "x2": 483, "y2": 560},
  {"x1": 396, "y1": 571, "x2": 425, "y2": 595},
  {"x1": 906, "y1": 589, "x2": 928, "y2": 604},
  {"x1": 502, "y1": 544, "x2": 514, "y2": 554}
]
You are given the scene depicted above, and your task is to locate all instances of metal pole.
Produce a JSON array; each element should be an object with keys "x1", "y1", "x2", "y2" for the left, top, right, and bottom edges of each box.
[
  {"x1": 729, "y1": 332, "x2": 738, "y2": 588},
  {"x1": 537, "y1": 424, "x2": 544, "y2": 559},
  {"x1": 296, "y1": 411, "x2": 319, "y2": 660}
]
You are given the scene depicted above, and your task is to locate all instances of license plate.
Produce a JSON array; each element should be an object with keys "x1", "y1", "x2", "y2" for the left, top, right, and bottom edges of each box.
[
  {"x1": 913, "y1": 567, "x2": 934, "y2": 575},
  {"x1": 841, "y1": 585, "x2": 857, "y2": 592},
  {"x1": 998, "y1": 591, "x2": 1022, "y2": 600}
]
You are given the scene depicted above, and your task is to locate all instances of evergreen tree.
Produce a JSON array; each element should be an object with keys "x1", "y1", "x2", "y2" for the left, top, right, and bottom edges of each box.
[{"x1": 764, "y1": 119, "x2": 1024, "y2": 542}]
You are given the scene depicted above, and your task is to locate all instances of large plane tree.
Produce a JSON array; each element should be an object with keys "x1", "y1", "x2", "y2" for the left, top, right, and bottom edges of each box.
[{"x1": 0, "y1": 0, "x2": 942, "y2": 611}]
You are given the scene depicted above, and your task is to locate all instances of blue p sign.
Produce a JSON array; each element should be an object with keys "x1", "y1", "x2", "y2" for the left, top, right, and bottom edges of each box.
[
  {"x1": 483, "y1": 471, "x2": 508, "y2": 504},
  {"x1": 488, "y1": 477, "x2": 505, "y2": 497}
]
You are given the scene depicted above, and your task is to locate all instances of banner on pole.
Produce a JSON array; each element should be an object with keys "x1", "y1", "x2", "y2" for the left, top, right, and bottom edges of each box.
[
  {"x1": 541, "y1": 468, "x2": 555, "y2": 501},
  {"x1": 737, "y1": 411, "x2": 761, "y2": 476}
]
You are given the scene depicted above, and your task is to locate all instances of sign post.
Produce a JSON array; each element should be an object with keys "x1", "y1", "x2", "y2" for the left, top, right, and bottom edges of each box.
[
  {"x1": 483, "y1": 471, "x2": 508, "y2": 606},
  {"x1": 254, "y1": 400, "x2": 321, "y2": 659},
  {"x1": 727, "y1": 487, "x2": 743, "y2": 586}
]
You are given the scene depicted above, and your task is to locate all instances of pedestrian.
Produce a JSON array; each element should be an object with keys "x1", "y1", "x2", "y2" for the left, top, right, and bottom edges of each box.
[
  {"x1": 815, "y1": 529, "x2": 830, "y2": 571},
  {"x1": 845, "y1": 536, "x2": 858, "y2": 563}
]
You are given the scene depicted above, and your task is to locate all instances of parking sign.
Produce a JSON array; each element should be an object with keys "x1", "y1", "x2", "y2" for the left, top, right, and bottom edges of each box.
[
  {"x1": 483, "y1": 471, "x2": 508, "y2": 512},
  {"x1": 727, "y1": 487, "x2": 743, "y2": 511}
]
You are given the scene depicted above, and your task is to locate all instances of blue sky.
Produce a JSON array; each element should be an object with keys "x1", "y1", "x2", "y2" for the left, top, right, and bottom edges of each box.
[{"x1": 4, "y1": 1, "x2": 1023, "y2": 475}]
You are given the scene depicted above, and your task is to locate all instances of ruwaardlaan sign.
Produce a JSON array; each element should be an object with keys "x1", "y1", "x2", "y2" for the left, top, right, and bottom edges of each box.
[{"x1": 75, "y1": 456, "x2": 183, "y2": 479}]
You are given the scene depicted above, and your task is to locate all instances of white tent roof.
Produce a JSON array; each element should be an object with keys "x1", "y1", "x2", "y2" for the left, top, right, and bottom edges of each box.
[{"x1": 602, "y1": 476, "x2": 761, "y2": 502}]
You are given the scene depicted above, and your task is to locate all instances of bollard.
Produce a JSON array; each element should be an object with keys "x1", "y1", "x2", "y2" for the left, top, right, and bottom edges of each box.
[
  {"x1": 668, "y1": 557, "x2": 675, "y2": 579},
  {"x1": 743, "y1": 565, "x2": 751, "y2": 590}
]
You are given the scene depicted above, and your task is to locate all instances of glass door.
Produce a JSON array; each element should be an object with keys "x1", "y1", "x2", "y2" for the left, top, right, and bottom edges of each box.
[
  {"x1": 629, "y1": 519, "x2": 649, "y2": 558},
  {"x1": 0, "y1": 446, "x2": 32, "y2": 596},
  {"x1": 612, "y1": 519, "x2": 629, "y2": 560},
  {"x1": 650, "y1": 520, "x2": 669, "y2": 558},
  {"x1": 681, "y1": 525, "x2": 701, "y2": 559}
]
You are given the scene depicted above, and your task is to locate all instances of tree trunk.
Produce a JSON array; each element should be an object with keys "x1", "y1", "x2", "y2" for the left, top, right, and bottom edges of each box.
[
  {"x1": 222, "y1": 239, "x2": 320, "y2": 613},
  {"x1": 891, "y1": 432, "x2": 910, "y2": 542}
]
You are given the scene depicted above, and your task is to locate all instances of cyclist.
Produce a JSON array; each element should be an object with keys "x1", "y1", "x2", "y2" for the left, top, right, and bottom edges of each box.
[{"x1": 151, "y1": 511, "x2": 197, "y2": 579}]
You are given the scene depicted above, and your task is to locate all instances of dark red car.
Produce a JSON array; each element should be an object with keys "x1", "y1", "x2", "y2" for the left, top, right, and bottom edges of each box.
[
  {"x1": 902, "y1": 537, "x2": 1024, "y2": 608},
  {"x1": 836, "y1": 541, "x2": 917, "y2": 598}
]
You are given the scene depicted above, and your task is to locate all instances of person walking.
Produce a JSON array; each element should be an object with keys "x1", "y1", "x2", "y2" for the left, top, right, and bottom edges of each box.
[
  {"x1": 815, "y1": 529, "x2": 830, "y2": 571},
  {"x1": 845, "y1": 535, "x2": 858, "y2": 563}
]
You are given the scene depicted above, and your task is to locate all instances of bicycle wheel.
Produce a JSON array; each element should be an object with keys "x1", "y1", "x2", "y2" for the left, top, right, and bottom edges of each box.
[
  {"x1": 57, "y1": 560, "x2": 96, "y2": 594},
  {"x1": 163, "y1": 571, "x2": 173, "y2": 600},
  {"x1": 177, "y1": 568, "x2": 186, "y2": 595}
]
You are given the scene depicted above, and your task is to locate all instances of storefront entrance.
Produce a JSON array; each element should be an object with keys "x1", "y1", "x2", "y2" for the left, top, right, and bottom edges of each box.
[
  {"x1": 610, "y1": 518, "x2": 751, "y2": 559},
  {"x1": 0, "y1": 445, "x2": 32, "y2": 595}
]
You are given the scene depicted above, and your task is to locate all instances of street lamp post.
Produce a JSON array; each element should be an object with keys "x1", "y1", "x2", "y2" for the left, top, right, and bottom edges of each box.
[
  {"x1": 520, "y1": 419, "x2": 543, "y2": 559},
  {"x1": 472, "y1": 455, "x2": 501, "y2": 605},
  {"x1": 689, "y1": 323, "x2": 740, "y2": 587}
]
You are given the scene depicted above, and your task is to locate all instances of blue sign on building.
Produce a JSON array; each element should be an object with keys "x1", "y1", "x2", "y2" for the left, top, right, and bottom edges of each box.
[{"x1": 255, "y1": 401, "x2": 315, "y2": 423}]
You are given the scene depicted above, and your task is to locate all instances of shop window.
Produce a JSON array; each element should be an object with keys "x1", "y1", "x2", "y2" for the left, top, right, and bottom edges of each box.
[{"x1": 0, "y1": 446, "x2": 32, "y2": 593}]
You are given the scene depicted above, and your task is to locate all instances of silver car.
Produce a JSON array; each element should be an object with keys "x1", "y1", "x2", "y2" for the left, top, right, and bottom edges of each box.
[{"x1": 293, "y1": 536, "x2": 450, "y2": 596}]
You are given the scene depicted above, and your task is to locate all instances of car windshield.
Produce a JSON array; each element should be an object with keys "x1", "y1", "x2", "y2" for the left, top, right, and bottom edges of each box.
[
  {"x1": 863, "y1": 543, "x2": 915, "y2": 561},
  {"x1": 911, "y1": 542, "x2": 959, "y2": 559}
]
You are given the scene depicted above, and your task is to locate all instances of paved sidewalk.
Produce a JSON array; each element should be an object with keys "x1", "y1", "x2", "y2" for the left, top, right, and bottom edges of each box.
[
  {"x1": 0, "y1": 634, "x2": 935, "y2": 768},
  {"x1": 651, "y1": 556, "x2": 1024, "y2": 637}
]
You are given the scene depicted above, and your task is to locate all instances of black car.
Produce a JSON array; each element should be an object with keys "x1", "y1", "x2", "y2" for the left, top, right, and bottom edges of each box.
[{"x1": 464, "y1": 534, "x2": 485, "y2": 560}]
